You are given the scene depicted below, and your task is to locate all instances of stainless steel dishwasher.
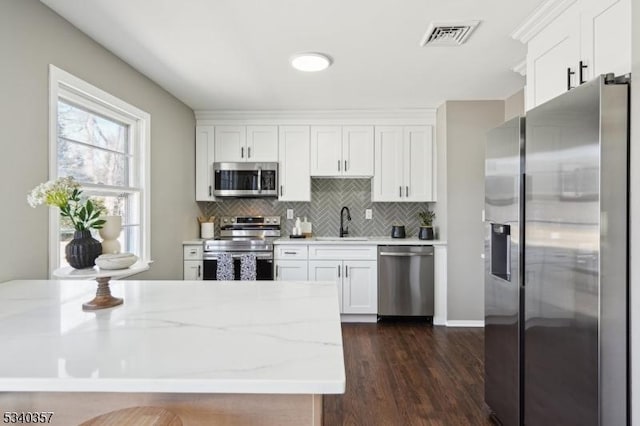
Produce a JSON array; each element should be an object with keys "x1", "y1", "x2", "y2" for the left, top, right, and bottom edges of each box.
[{"x1": 378, "y1": 245, "x2": 434, "y2": 317}]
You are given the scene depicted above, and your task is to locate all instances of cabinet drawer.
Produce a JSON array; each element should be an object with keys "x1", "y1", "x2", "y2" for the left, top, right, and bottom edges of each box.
[
  {"x1": 183, "y1": 245, "x2": 203, "y2": 260},
  {"x1": 308, "y1": 245, "x2": 377, "y2": 260},
  {"x1": 275, "y1": 245, "x2": 308, "y2": 260}
]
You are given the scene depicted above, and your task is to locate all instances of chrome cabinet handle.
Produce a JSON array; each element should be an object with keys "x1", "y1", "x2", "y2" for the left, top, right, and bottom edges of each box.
[
  {"x1": 337, "y1": 265, "x2": 341, "y2": 277},
  {"x1": 208, "y1": 185, "x2": 212, "y2": 196},
  {"x1": 241, "y1": 147, "x2": 244, "y2": 158},
  {"x1": 345, "y1": 265, "x2": 348, "y2": 277},
  {"x1": 399, "y1": 186, "x2": 402, "y2": 197},
  {"x1": 197, "y1": 265, "x2": 201, "y2": 278},
  {"x1": 406, "y1": 186, "x2": 409, "y2": 197},
  {"x1": 280, "y1": 185, "x2": 283, "y2": 196},
  {"x1": 379, "y1": 252, "x2": 434, "y2": 257},
  {"x1": 284, "y1": 251, "x2": 297, "y2": 255},
  {"x1": 344, "y1": 160, "x2": 347, "y2": 172},
  {"x1": 275, "y1": 265, "x2": 279, "y2": 278},
  {"x1": 338, "y1": 160, "x2": 341, "y2": 172},
  {"x1": 248, "y1": 146, "x2": 251, "y2": 158}
]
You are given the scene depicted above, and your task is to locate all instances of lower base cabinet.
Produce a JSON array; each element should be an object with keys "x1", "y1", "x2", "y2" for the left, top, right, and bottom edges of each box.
[
  {"x1": 308, "y1": 259, "x2": 377, "y2": 314},
  {"x1": 275, "y1": 260, "x2": 308, "y2": 281},
  {"x1": 183, "y1": 244, "x2": 203, "y2": 280}
]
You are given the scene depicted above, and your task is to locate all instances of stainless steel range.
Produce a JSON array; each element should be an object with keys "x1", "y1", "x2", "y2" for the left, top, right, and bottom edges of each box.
[{"x1": 202, "y1": 216, "x2": 280, "y2": 280}]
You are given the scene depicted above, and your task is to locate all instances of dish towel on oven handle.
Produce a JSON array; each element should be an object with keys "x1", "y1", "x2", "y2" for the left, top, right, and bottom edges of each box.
[
  {"x1": 240, "y1": 253, "x2": 257, "y2": 281},
  {"x1": 216, "y1": 252, "x2": 234, "y2": 280}
]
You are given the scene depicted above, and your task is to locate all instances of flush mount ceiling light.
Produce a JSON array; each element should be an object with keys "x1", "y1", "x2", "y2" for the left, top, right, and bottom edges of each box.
[{"x1": 290, "y1": 52, "x2": 332, "y2": 72}]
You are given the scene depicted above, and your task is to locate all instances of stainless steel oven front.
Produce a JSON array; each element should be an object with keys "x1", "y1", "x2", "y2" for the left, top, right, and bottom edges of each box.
[
  {"x1": 202, "y1": 239, "x2": 274, "y2": 281},
  {"x1": 213, "y1": 162, "x2": 278, "y2": 197}
]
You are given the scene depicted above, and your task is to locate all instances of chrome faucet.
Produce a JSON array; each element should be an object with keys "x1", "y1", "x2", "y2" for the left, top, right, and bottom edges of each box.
[{"x1": 340, "y1": 206, "x2": 351, "y2": 237}]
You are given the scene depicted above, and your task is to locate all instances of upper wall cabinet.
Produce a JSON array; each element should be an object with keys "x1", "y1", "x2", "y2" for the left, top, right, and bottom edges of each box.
[
  {"x1": 372, "y1": 126, "x2": 435, "y2": 202},
  {"x1": 521, "y1": 0, "x2": 630, "y2": 110},
  {"x1": 278, "y1": 126, "x2": 311, "y2": 202},
  {"x1": 215, "y1": 125, "x2": 278, "y2": 162},
  {"x1": 310, "y1": 126, "x2": 374, "y2": 177},
  {"x1": 195, "y1": 125, "x2": 216, "y2": 202}
]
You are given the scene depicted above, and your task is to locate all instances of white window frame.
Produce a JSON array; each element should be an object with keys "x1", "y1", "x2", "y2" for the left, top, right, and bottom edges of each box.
[{"x1": 48, "y1": 65, "x2": 151, "y2": 275}]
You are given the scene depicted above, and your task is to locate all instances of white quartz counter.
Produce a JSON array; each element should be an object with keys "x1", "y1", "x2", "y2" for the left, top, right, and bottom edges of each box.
[
  {"x1": 0, "y1": 280, "x2": 345, "y2": 395},
  {"x1": 274, "y1": 237, "x2": 447, "y2": 246}
]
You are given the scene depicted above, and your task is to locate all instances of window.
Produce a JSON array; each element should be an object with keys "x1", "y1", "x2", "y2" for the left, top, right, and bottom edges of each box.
[{"x1": 49, "y1": 66, "x2": 150, "y2": 273}]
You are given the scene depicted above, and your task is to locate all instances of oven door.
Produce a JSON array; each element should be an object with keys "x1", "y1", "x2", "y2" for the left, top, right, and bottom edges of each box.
[
  {"x1": 203, "y1": 253, "x2": 274, "y2": 280},
  {"x1": 213, "y1": 162, "x2": 278, "y2": 197}
]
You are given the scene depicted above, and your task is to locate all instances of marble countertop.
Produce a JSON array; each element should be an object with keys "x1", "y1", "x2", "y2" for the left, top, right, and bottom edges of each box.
[
  {"x1": 0, "y1": 280, "x2": 345, "y2": 394},
  {"x1": 274, "y1": 237, "x2": 447, "y2": 246}
]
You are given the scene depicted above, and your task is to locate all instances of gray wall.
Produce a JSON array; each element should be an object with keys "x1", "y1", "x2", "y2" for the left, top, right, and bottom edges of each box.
[
  {"x1": 504, "y1": 89, "x2": 525, "y2": 121},
  {"x1": 439, "y1": 101, "x2": 505, "y2": 321},
  {"x1": 0, "y1": 0, "x2": 199, "y2": 281},
  {"x1": 202, "y1": 179, "x2": 434, "y2": 238},
  {"x1": 631, "y1": 0, "x2": 639, "y2": 421}
]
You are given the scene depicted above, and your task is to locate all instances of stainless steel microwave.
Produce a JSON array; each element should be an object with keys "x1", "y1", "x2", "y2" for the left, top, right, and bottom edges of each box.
[{"x1": 213, "y1": 162, "x2": 278, "y2": 197}]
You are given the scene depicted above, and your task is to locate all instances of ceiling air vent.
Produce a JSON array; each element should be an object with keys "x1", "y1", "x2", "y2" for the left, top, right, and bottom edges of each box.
[{"x1": 420, "y1": 20, "x2": 480, "y2": 47}]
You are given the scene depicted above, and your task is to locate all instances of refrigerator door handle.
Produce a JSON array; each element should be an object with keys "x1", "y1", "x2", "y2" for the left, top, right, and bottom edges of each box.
[{"x1": 506, "y1": 237, "x2": 511, "y2": 280}]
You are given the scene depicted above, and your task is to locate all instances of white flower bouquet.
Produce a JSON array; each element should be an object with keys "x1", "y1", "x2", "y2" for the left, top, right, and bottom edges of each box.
[{"x1": 28, "y1": 176, "x2": 106, "y2": 231}]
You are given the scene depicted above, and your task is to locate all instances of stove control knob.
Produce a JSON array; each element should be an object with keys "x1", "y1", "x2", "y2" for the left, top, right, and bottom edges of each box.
[{"x1": 265, "y1": 219, "x2": 271, "y2": 224}]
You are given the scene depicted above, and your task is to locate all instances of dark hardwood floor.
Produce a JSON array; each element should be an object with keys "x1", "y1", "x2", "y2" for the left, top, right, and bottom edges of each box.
[{"x1": 323, "y1": 322, "x2": 493, "y2": 426}]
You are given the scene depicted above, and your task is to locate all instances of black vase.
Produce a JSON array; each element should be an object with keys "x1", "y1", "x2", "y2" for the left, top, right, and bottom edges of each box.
[
  {"x1": 66, "y1": 230, "x2": 102, "y2": 269},
  {"x1": 418, "y1": 226, "x2": 434, "y2": 240}
]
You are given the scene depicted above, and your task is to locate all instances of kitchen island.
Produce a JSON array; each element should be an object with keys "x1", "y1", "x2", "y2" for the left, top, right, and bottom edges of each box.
[{"x1": 0, "y1": 280, "x2": 344, "y2": 425}]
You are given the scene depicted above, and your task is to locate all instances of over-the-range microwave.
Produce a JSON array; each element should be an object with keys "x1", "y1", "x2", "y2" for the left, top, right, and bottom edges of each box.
[{"x1": 213, "y1": 162, "x2": 278, "y2": 197}]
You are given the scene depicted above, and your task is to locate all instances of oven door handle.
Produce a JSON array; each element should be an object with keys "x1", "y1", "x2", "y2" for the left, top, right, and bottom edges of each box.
[
  {"x1": 204, "y1": 253, "x2": 273, "y2": 260},
  {"x1": 257, "y1": 167, "x2": 262, "y2": 193}
]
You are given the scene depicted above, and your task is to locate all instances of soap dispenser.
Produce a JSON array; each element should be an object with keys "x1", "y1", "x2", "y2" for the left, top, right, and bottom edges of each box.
[{"x1": 294, "y1": 217, "x2": 302, "y2": 235}]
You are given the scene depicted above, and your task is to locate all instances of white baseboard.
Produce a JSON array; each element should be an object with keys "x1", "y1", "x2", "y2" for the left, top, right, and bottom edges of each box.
[
  {"x1": 446, "y1": 320, "x2": 485, "y2": 327},
  {"x1": 341, "y1": 314, "x2": 378, "y2": 323}
]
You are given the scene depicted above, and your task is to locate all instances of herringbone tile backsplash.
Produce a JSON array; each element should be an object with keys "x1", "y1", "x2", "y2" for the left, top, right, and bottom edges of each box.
[{"x1": 201, "y1": 179, "x2": 434, "y2": 237}]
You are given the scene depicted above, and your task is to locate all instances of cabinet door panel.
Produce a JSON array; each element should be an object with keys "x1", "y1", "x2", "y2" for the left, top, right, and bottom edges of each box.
[
  {"x1": 310, "y1": 126, "x2": 342, "y2": 176},
  {"x1": 580, "y1": 0, "x2": 631, "y2": 79},
  {"x1": 275, "y1": 260, "x2": 308, "y2": 281},
  {"x1": 278, "y1": 126, "x2": 311, "y2": 201},
  {"x1": 246, "y1": 125, "x2": 278, "y2": 162},
  {"x1": 215, "y1": 126, "x2": 246, "y2": 162},
  {"x1": 343, "y1": 126, "x2": 374, "y2": 177},
  {"x1": 404, "y1": 126, "x2": 434, "y2": 202},
  {"x1": 342, "y1": 261, "x2": 377, "y2": 314},
  {"x1": 195, "y1": 125, "x2": 215, "y2": 201},
  {"x1": 183, "y1": 260, "x2": 203, "y2": 280},
  {"x1": 526, "y1": 3, "x2": 580, "y2": 110},
  {"x1": 372, "y1": 126, "x2": 404, "y2": 201},
  {"x1": 308, "y1": 260, "x2": 342, "y2": 312}
]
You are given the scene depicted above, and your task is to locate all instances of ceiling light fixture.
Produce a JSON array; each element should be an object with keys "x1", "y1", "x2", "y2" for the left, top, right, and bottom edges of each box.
[{"x1": 290, "y1": 52, "x2": 332, "y2": 72}]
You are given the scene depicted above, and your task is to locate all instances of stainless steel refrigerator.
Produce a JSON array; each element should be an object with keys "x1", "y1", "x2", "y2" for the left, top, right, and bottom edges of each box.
[{"x1": 484, "y1": 74, "x2": 629, "y2": 426}]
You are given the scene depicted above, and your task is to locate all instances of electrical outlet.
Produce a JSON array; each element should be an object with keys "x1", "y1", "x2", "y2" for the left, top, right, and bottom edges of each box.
[
  {"x1": 365, "y1": 209, "x2": 373, "y2": 220},
  {"x1": 286, "y1": 209, "x2": 294, "y2": 219}
]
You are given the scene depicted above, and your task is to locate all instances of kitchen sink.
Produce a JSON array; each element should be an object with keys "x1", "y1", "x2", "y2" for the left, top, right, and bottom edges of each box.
[{"x1": 315, "y1": 237, "x2": 369, "y2": 241}]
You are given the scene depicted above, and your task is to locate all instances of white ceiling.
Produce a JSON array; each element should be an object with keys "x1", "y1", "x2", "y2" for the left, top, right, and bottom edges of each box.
[{"x1": 41, "y1": 0, "x2": 543, "y2": 111}]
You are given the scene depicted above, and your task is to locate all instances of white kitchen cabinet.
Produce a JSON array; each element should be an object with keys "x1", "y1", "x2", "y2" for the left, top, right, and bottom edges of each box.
[
  {"x1": 341, "y1": 260, "x2": 377, "y2": 314},
  {"x1": 275, "y1": 260, "x2": 309, "y2": 281},
  {"x1": 342, "y1": 126, "x2": 374, "y2": 177},
  {"x1": 310, "y1": 126, "x2": 342, "y2": 176},
  {"x1": 278, "y1": 126, "x2": 311, "y2": 201},
  {"x1": 524, "y1": 0, "x2": 630, "y2": 110},
  {"x1": 308, "y1": 260, "x2": 343, "y2": 311},
  {"x1": 580, "y1": 0, "x2": 631, "y2": 80},
  {"x1": 183, "y1": 244, "x2": 203, "y2": 280},
  {"x1": 246, "y1": 125, "x2": 279, "y2": 161},
  {"x1": 274, "y1": 244, "x2": 308, "y2": 281},
  {"x1": 195, "y1": 125, "x2": 216, "y2": 201},
  {"x1": 310, "y1": 126, "x2": 374, "y2": 177},
  {"x1": 308, "y1": 245, "x2": 378, "y2": 314},
  {"x1": 215, "y1": 126, "x2": 246, "y2": 162},
  {"x1": 372, "y1": 126, "x2": 434, "y2": 202},
  {"x1": 215, "y1": 125, "x2": 278, "y2": 162}
]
